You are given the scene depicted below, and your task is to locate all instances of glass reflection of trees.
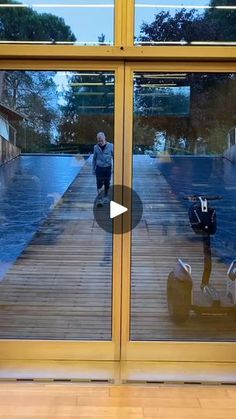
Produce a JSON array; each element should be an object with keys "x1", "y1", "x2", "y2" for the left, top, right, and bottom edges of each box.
[
  {"x1": 134, "y1": 73, "x2": 236, "y2": 155},
  {"x1": 0, "y1": 0, "x2": 76, "y2": 43},
  {"x1": 0, "y1": 70, "x2": 114, "y2": 154},
  {"x1": 138, "y1": 1, "x2": 236, "y2": 44},
  {"x1": 58, "y1": 72, "x2": 114, "y2": 154}
]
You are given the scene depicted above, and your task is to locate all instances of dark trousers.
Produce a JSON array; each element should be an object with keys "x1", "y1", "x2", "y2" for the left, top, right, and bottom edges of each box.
[
  {"x1": 201, "y1": 235, "x2": 212, "y2": 286},
  {"x1": 96, "y1": 166, "x2": 112, "y2": 194}
]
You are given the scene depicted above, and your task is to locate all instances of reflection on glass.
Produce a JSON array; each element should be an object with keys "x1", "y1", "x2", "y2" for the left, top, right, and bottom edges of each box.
[
  {"x1": 135, "y1": 1, "x2": 236, "y2": 45},
  {"x1": 131, "y1": 72, "x2": 236, "y2": 341},
  {"x1": 0, "y1": 70, "x2": 114, "y2": 340},
  {"x1": 0, "y1": 1, "x2": 114, "y2": 45}
]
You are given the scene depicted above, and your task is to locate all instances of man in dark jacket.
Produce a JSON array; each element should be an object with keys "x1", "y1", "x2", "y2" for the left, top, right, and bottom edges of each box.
[{"x1": 92, "y1": 132, "x2": 114, "y2": 205}]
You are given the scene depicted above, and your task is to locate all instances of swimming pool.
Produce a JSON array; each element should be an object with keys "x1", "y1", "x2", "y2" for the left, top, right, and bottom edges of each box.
[
  {"x1": 157, "y1": 156, "x2": 236, "y2": 264},
  {"x1": 0, "y1": 155, "x2": 86, "y2": 278}
]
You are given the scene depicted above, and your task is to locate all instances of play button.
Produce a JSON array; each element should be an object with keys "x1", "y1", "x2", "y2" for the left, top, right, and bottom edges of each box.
[
  {"x1": 93, "y1": 184, "x2": 143, "y2": 234},
  {"x1": 110, "y1": 201, "x2": 128, "y2": 219}
]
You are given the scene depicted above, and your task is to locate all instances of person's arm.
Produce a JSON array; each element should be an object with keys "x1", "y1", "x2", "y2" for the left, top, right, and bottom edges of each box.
[{"x1": 92, "y1": 145, "x2": 97, "y2": 174}]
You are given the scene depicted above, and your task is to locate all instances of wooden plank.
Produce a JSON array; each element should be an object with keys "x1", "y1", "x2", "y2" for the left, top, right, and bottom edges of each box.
[{"x1": 0, "y1": 159, "x2": 113, "y2": 340}]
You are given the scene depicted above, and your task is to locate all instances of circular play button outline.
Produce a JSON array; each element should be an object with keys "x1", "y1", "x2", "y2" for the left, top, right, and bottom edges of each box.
[{"x1": 93, "y1": 184, "x2": 143, "y2": 234}]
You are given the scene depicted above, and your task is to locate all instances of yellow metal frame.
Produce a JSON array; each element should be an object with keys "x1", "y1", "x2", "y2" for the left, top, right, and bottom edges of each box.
[
  {"x1": 2, "y1": 0, "x2": 236, "y2": 61},
  {"x1": 0, "y1": 0, "x2": 236, "y2": 363},
  {"x1": 122, "y1": 61, "x2": 236, "y2": 362},
  {"x1": 1, "y1": 45, "x2": 236, "y2": 61},
  {"x1": 0, "y1": 61, "x2": 124, "y2": 361}
]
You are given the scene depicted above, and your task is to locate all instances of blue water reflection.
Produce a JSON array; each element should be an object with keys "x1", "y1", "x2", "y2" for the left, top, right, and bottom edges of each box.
[
  {"x1": 0, "y1": 155, "x2": 85, "y2": 278},
  {"x1": 157, "y1": 156, "x2": 236, "y2": 264}
]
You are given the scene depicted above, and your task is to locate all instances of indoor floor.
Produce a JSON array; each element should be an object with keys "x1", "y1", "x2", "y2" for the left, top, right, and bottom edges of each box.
[{"x1": 0, "y1": 382, "x2": 235, "y2": 418}]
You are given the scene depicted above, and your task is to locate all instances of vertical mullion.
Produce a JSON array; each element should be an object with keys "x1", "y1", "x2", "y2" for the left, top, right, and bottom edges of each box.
[
  {"x1": 126, "y1": 0, "x2": 135, "y2": 47},
  {"x1": 114, "y1": 0, "x2": 123, "y2": 46},
  {"x1": 121, "y1": 64, "x2": 134, "y2": 360},
  {"x1": 112, "y1": 64, "x2": 125, "y2": 360},
  {"x1": 114, "y1": 0, "x2": 135, "y2": 47}
]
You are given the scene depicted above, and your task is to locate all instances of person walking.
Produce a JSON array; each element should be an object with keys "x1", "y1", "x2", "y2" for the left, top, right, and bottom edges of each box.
[{"x1": 92, "y1": 132, "x2": 114, "y2": 206}]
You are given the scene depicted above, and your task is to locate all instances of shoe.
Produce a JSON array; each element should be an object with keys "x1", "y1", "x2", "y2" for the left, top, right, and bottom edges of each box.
[
  {"x1": 103, "y1": 196, "x2": 109, "y2": 204},
  {"x1": 96, "y1": 197, "x2": 103, "y2": 207}
]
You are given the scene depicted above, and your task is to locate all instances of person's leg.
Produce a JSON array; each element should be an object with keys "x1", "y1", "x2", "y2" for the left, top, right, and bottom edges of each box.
[
  {"x1": 95, "y1": 167, "x2": 104, "y2": 205},
  {"x1": 201, "y1": 235, "x2": 212, "y2": 288},
  {"x1": 103, "y1": 166, "x2": 112, "y2": 203}
]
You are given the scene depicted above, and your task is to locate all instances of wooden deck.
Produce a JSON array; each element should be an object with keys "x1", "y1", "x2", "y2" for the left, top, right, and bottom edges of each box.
[
  {"x1": 0, "y1": 154, "x2": 235, "y2": 341},
  {"x1": 131, "y1": 155, "x2": 236, "y2": 341},
  {"x1": 0, "y1": 158, "x2": 112, "y2": 340}
]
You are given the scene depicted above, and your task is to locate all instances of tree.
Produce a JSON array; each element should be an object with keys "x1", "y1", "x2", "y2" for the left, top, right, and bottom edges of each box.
[
  {"x1": 59, "y1": 72, "x2": 114, "y2": 152},
  {"x1": 206, "y1": 0, "x2": 236, "y2": 42},
  {"x1": 139, "y1": 9, "x2": 217, "y2": 44},
  {"x1": 0, "y1": 0, "x2": 76, "y2": 43},
  {"x1": 98, "y1": 33, "x2": 106, "y2": 44},
  {"x1": 137, "y1": 8, "x2": 236, "y2": 154},
  {"x1": 1, "y1": 70, "x2": 60, "y2": 152},
  {"x1": 0, "y1": 0, "x2": 77, "y2": 152}
]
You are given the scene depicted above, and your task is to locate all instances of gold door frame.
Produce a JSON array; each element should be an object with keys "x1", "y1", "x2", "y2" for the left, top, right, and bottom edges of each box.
[
  {"x1": 1, "y1": 0, "x2": 236, "y2": 363},
  {"x1": 0, "y1": 60, "x2": 124, "y2": 361},
  {"x1": 122, "y1": 61, "x2": 236, "y2": 362}
]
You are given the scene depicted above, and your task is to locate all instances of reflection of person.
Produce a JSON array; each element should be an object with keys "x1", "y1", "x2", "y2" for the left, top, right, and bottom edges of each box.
[
  {"x1": 92, "y1": 132, "x2": 114, "y2": 205},
  {"x1": 194, "y1": 136, "x2": 207, "y2": 155}
]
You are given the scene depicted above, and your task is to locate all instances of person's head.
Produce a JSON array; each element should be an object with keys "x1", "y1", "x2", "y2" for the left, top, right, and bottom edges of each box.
[{"x1": 97, "y1": 132, "x2": 106, "y2": 146}]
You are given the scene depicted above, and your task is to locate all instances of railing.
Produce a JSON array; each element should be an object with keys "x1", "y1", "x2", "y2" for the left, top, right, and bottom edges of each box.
[{"x1": 0, "y1": 135, "x2": 20, "y2": 165}]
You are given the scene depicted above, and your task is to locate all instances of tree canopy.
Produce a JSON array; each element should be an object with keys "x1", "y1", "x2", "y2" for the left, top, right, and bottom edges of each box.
[
  {"x1": 136, "y1": 4, "x2": 236, "y2": 154},
  {"x1": 139, "y1": 2, "x2": 236, "y2": 44},
  {"x1": 1, "y1": 70, "x2": 60, "y2": 152},
  {"x1": 58, "y1": 72, "x2": 114, "y2": 152},
  {"x1": 0, "y1": 0, "x2": 76, "y2": 42},
  {"x1": 0, "y1": 1, "x2": 77, "y2": 152}
]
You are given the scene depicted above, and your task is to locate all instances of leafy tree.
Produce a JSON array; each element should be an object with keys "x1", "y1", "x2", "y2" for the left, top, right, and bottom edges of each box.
[
  {"x1": 98, "y1": 33, "x2": 106, "y2": 44},
  {"x1": 1, "y1": 70, "x2": 60, "y2": 152},
  {"x1": 139, "y1": 9, "x2": 216, "y2": 44},
  {"x1": 0, "y1": 0, "x2": 77, "y2": 152},
  {"x1": 59, "y1": 72, "x2": 114, "y2": 152},
  {"x1": 138, "y1": 7, "x2": 236, "y2": 154},
  {"x1": 206, "y1": 0, "x2": 236, "y2": 42},
  {"x1": 0, "y1": 0, "x2": 76, "y2": 42}
]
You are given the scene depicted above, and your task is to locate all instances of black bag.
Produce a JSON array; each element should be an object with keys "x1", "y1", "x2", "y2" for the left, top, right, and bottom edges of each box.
[{"x1": 188, "y1": 198, "x2": 216, "y2": 235}]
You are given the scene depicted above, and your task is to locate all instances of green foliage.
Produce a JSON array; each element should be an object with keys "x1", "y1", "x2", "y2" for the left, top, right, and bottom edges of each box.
[
  {"x1": 206, "y1": 0, "x2": 236, "y2": 42},
  {"x1": 0, "y1": 1, "x2": 78, "y2": 152},
  {"x1": 58, "y1": 72, "x2": 114, "y2": 150},
  {"x1": 137, "y1": 6, "x2": 236, "y2": 154},
  {"x1": 0, "y1": 0, "x2": 76, "y2": 42},
  {"x1": 1, "y1": 70, "x2": 60, "y2": 152},
  {"x1": 139, "y1": 9, "x2": 217, "y2": 44},
  {"x1": 98, "y1": 33, "x2": 106, "y2": 44}
]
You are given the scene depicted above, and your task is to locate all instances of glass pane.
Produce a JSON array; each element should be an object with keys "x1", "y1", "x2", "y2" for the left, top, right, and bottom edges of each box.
[
  {"x1": 0, "y1": 1, "x2": 114, "y2": 45},
  {"x1": 135, "y1": 1, "x2": 236, "y2": 45},
  {"x1": 0, "y1": 70, "x2": 114, "y2": 340},
  {"x1": 131, "y1": 71, "x2": 236, "y2": 341}
]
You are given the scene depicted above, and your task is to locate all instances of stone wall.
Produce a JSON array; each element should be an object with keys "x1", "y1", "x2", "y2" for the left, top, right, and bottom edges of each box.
[{"x1": 0, "y1": 136, "x2": 21, "y2": 165}]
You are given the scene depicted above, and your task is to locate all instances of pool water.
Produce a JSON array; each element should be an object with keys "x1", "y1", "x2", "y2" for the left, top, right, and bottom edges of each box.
[
  {"x1": 0, "y1": 155, "x2": 86, "y2": 278},
  {"x1": 157, "y1": 156, "x2": 236, "y2": 264}
]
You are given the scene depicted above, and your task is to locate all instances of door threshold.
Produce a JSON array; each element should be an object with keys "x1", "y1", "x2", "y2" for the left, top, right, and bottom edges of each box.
[
  {"x1": 121, "y1": 361, "x2": 236, "y2": 384},
  {"x1": 0, "y1": 360, "x2": 235, "y2": 384},
  {"x1": 0, "y1": 361, "x2": 120, "y2": 383}
]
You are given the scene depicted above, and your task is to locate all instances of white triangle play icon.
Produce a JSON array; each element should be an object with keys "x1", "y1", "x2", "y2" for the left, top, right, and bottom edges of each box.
[{"x1": 110, "y1": 200, "x2": 128, "y2": 219}]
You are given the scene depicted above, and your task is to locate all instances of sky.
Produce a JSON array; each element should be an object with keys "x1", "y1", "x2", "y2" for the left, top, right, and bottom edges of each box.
[{"x1": 1, "y1": 1, "x2": 222, "y2": 44}]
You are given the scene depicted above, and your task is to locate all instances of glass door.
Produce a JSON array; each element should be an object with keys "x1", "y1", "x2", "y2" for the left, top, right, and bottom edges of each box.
[
  {"x1": 0, "y1": 62, "x2": 124, "y2": 361},
  {"x1": 122, "y1": 62, "x2": 236, "y2": 362}
]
